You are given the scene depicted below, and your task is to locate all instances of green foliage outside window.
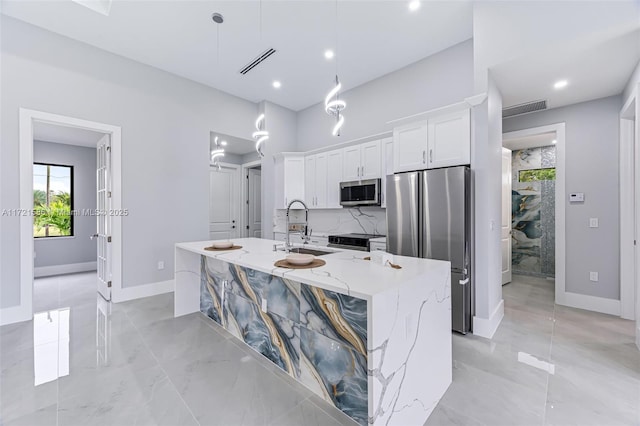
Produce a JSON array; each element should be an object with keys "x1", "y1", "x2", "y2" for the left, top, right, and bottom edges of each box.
[
  {"x1": 33, "y1": 164, "x2": 73, "y2": 237},
  {"x1": 519, "y1": 168, "x2": 556, "y2": 182}
]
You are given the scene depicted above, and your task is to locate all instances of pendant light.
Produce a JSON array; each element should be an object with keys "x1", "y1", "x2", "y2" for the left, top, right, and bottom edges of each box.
[
  {"x1": 211, "y1": 136, "x2": 225, "y2": 170},
  {"x1": 324, "y1": 0, "x2": 346, "y2": 136},
  {"x1": 253, "y1": 113, "x2": 269, "y2": 157}
]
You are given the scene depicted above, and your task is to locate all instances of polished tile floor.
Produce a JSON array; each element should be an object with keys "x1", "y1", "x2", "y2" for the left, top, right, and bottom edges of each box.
[{"x1": 1, "y1": 272, "x2": 638, "y2": 425}]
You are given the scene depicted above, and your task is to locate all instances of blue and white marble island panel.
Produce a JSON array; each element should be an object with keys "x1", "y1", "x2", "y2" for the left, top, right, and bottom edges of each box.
[{"x1": 175, "y1": 238, "x2": 452, "y2": 425}]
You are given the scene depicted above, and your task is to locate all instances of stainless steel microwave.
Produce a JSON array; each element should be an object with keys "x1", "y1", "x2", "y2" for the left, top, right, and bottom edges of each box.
[{"x1": 339, "y1": 179, "x2": 381, "y2": 207}]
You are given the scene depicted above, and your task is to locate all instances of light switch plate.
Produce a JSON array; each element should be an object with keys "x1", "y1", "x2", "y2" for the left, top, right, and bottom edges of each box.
[
  {"x1": 589, "y1": 272, "x2": 598, "y2": 282},
  {"x1": 157, "y1": 261, "x2": 165, "y2": 270},
  {"x1": 589, "y1": 218, "x2": 599, "y2": 228}
]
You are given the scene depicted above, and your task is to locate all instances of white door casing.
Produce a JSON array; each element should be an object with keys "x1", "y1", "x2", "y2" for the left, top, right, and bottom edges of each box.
[
  {"x1": 96, "y1": 134, "x2": 112, "y2": 300},
  {"x1": 248, "y1": 168, "x2": 262, "y2": 238},
  {"x1": 501, "y1": 147, "x2": 512, "y2": 285},
  {"x1": 209, "y1": 163, "x2": 240, "y2": 240}
]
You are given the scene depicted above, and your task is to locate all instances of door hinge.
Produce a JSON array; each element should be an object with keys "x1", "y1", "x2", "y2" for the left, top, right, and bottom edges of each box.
[
  {"x1": 107, "y1": 281, "x2": 112, "y2": 288},
  {"x1": 107, "y1": 236, "x2": 112, "y2": 243},
  {"x1": 107, "y1": 191, "x2": 112, "y2": 198},
  {"x1": 246, "y1": 200, "x2": 249, "y2": 204},
  {"x1": 246, "y1": 225, "x2": 250, "y2": 230}
]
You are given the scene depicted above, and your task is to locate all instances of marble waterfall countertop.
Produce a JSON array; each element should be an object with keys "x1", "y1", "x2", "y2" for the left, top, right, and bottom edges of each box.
[
  {"x1": 175, "y1": 237, "x2": 452, "y2": 425},
  {"x1": 175, "y1": 237, "x2": 448, "y2": 301}
]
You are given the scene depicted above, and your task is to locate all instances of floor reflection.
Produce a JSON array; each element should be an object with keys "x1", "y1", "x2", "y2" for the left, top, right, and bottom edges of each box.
[
  {"x1": 96, "y1": 295, "x2": 111, "y2": 366},
  {"x1": 33, "y1": 307, "x2": 70, "y2": 386}
]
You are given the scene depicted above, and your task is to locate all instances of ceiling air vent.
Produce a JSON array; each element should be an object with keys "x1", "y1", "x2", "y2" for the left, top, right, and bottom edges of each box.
[
  {"x1": 502, "y1": 100, "x2": 547, "y2": 118},
  {"x1": 239, "y1": 48, "x2": 277, "y2": 75}
]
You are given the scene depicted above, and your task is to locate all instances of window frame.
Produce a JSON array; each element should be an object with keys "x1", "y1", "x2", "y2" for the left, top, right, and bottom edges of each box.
[{"x1": 33, "y1": 162, "x2": 75, "y2": 239}]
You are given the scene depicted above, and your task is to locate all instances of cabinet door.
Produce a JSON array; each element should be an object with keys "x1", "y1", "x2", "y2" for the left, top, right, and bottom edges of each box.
[
  {"x1": 314, "y1": 153, "x2": 328, "y2": 208},
  {"x1": 342, "y1": 145, "x2": 361, "y2": 181},
  {"x1": 284, "y1": 156, "x2": 305, "y2": 207},
  {"x1": 393, "y1": 122, "x2": 428, "y2": 173},
  {"x1": 427, "y1": 109, "x2": 470, "y2": 168},
  {"x1": 381, "y1": 138, "x2": 393, "y2": 208},
  {"x1": 305, "y1": 155, "x2": 316, "y2": 207},
  {"x1": 326, "y1": 149, "x2": 343, "y2": 208},
  {"x1": 360, "y1": 140, "x2": 381, "y2": 180}
]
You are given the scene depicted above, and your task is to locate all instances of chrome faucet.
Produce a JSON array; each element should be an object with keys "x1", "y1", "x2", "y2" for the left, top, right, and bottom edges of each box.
[{"x1": 285, "y1": 199, "x2": 309, "y2": 252}]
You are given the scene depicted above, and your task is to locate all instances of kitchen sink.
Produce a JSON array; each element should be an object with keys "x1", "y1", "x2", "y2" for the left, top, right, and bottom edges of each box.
[{"x1": 288, "y1": 247, "x2": 334, "y2": 256}]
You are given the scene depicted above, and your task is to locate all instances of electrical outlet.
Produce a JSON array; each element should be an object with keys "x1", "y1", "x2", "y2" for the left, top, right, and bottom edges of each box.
[
  {"x1": 157, "y1": 261, "x2": 165, "y2": 270},
  {"x1": 590, "y1": 272, "x2": 598, "y2": 282},
  {"x1": 589, "y1": 218, "x2": 599, "y2": 228},
  {"x1": 261, "y1": 297, "x2": 267, "y2": 313}
]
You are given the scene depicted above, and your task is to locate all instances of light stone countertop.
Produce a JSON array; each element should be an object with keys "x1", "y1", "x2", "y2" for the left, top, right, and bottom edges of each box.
[{"x1": 176, "y1": 237, "x2": 449, "y2": 301}]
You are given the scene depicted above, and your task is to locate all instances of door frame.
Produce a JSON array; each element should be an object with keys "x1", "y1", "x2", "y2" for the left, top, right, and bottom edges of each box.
[
  {"x1": 620, "y1": 85, "x2": 639, "y2": 331},
  {"x1": 501, "y1": 147, "x2": 512, "y2": 285},
  {"x1": 241, "y1": 159, "x2": 261, "y2": 238},
  {"x1": 13, "y1": 108, "x2": 122, "y2": 325},
  {"x1": 502, "y1": 123, "x2": 566, "y2": 308}
]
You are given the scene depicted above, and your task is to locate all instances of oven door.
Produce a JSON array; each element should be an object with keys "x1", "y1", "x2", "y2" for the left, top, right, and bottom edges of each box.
[{"x1": 340, "y1": 179, "x2": 380, "y2": 207}]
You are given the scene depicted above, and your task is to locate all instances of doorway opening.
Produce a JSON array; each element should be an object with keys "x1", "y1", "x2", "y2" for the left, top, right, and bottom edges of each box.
[
  {"x1": 15, "y1": 109, "x2": 122, "y2": 325},
  {"x1": 502, "y1": 123, "x2": 566, "y2": 305},
  {"x1": 243, "y1": 161, "x2": 262, "y2": 238}
]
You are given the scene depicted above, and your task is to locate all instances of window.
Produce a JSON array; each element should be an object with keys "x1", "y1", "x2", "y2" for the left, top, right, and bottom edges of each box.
[
  {"x1": 519, "y1": 167, "x2": 556, "y2": 182},
  {"x1": 33, "y1": 163, "x2": 74, "y2": 238}
]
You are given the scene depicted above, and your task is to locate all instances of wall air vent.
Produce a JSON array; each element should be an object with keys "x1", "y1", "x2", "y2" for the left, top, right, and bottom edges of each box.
[
  {"x1": 239, "y1": 48, "x2": 277, "y2": 75},
  {"x1": 502, "y1": 100, "x2": 547, "y2": 118}
]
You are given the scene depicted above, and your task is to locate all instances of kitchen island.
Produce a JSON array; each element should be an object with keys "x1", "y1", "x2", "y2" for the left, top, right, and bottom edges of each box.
[{"x1": 174, "y1": 238, "x2": 451, "y2": 425}]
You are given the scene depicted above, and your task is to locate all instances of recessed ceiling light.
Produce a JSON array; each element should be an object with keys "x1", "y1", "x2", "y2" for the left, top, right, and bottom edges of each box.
[
  {"x1": 551, "y1": 139, "x2": 557, "y2": 144},
  {"x1": 553, "y1": 80, "x2": 568, "y2": 90},
  {"x1": 324, "y1": 50, "x2": 335, "y2": 60},
  {"x1": 272, "y1": 81, "x2": 282, "y2": 89},
  {"x1": 408, "y1": 0, "x2": 421, "y2": 12},
  {"x1": 220, "y1": 140, "x2": 228, "y2": 146}
]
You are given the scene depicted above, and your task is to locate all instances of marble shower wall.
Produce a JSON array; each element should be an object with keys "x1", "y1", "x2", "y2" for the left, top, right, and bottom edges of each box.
[
  {"x1": 511, "y1": 146, "x2": 556, "y2": 277},
  {"x1": 273, "y1": 207, "x2": 387, "y2": 236}
]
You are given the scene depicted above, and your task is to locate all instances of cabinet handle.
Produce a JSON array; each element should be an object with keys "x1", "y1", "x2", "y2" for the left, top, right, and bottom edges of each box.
[
  {"x1": 422, "y1": 150, "x2": 426, "y2": 164},
  {"x1": 362, "y1": 166, "x2": 365, "y2": 177},
  {"x1": 429, "y1": 149, "x2": 433, "y2": 163}
]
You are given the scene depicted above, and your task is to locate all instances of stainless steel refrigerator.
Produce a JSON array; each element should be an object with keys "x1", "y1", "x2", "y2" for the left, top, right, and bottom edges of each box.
[{"x1": 386, "y1": 166, "x2": 472, "y2": 334}]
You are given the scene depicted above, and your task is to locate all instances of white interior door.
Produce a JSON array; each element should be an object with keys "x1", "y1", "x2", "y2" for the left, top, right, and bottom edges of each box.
[
  {"x1": 247, "y1": 168, "x2": 262, "y2": 238},
  {"x1": 96, "y1": 134, "x2": 111, "y2": 300},
  {"x1": 209, "y1": 164, "x2": 240, "y2": 240},
  {"x1": 501, "y1": 147, "x2": 512, "y2": 285}
]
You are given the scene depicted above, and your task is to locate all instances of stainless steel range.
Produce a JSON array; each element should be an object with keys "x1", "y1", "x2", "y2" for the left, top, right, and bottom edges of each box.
[{"x1": 327, "y1": 233, "x2": 385, "y2": 252}]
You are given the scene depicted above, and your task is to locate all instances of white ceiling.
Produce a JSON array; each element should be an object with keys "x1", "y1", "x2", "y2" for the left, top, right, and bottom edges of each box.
[
  {"x1": 476, "y1": 0, "x2": 640, "y2": 110},
  {"x1": 503, "y1": 132, "x2": 556, "y2": 151},
  {"x1": 33, "y1": 122, "x2": 106, "y2": 148},
  {"x1": 210, "y1": 131, "x2": 254, "y2": 155},
  {"x1": 1, "y1": 0, "x2": 474, "y2": 112}
]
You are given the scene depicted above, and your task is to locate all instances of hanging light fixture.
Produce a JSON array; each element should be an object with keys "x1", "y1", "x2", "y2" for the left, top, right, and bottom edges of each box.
[
  {"x1": 253, "y1": 113, "x2": 269, "y2": 157},
  {"x1": 325, "y1": 75, "x2": 346, "y2": 136},
  {"x1": 324, "y1": 0, "x2": 346, "y2": 136},
  {"x1": 211, "y1": 136, "x2": 225, "y2": 170}
]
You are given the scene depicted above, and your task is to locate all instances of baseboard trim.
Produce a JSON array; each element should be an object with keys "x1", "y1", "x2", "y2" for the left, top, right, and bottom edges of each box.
[
  {"x1": 113, "y1": 279, "x2": 174, "y2": 303},
  {"x1": 0, "y1": 303, "x2": 32, "y2": 326},
  {"x1": 556, "y1": 291, "x2": 621, "y2": 316},
  {"x1": 34, "y1": 261, "x2": 97, "y2": 278},
  {"x1": 473, "y1": 299, "x2": 504, "y2": 339}
]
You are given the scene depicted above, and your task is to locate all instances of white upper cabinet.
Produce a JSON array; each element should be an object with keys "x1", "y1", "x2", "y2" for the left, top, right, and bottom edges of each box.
[
  {"x1": 381, "y1": 137, "x2": 393, "y2": 208},
  {"x1": 427, "y1": 109, "x2": 471, "y2": 168},
  {"x1": 305, "y1": 153, "x2": 329, "y2": 209},
  {"x1": 326, "y1": 149, "x2": 343, "y2": 208},
  {"x1": 274, "y1": 154, "x2": 305, "y2": 209},
  {"x1": 342, "y1": 140, "x2": 381, "y2": 181},
  {"x1": 393, "y1": 108, "x2": 470, "y2": 173},
  {"x1": 360, "y1": 140, "x2": 382, "y2": 179},
  {"x1": 393, "y1": 122, "x2": 428, "y2": 173}
]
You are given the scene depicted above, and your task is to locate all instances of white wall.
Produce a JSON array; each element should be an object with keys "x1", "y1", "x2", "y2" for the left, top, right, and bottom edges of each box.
[
  {"x1": 470, "y1": 72, "x2": 504, "y2": 336},
  {"x1": 261, "y1": 101, "x2": 298, "y2": 239},
  {"x1": 623, "y1": 59, "x2": 640, "y2": 103},
  {"x1": 296, "y1": 40, "x2": 474, "y2": 151},
  {"x1": 33, "y1": 141, "x2": 97, "y2": 268},
  {"x1": 503, "y1": 95, "x2": 622, "y2": 300},
  {"x1": 0, "y1": 17, "x2": 259, "y2": 308}
]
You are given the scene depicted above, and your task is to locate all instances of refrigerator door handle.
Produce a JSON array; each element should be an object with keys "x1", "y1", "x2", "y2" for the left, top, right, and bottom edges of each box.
[{"x1": 459, "y1": 277, "x2": 470, "y2": 285}]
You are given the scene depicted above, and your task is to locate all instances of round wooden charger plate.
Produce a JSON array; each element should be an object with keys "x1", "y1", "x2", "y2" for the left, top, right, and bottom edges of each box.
[
  {"x1": 274, "y1": 258, "x2": 326, "y2": 269},
  {"x1": 204, "y1": 245, "x2": 243, "y2": 251}
]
